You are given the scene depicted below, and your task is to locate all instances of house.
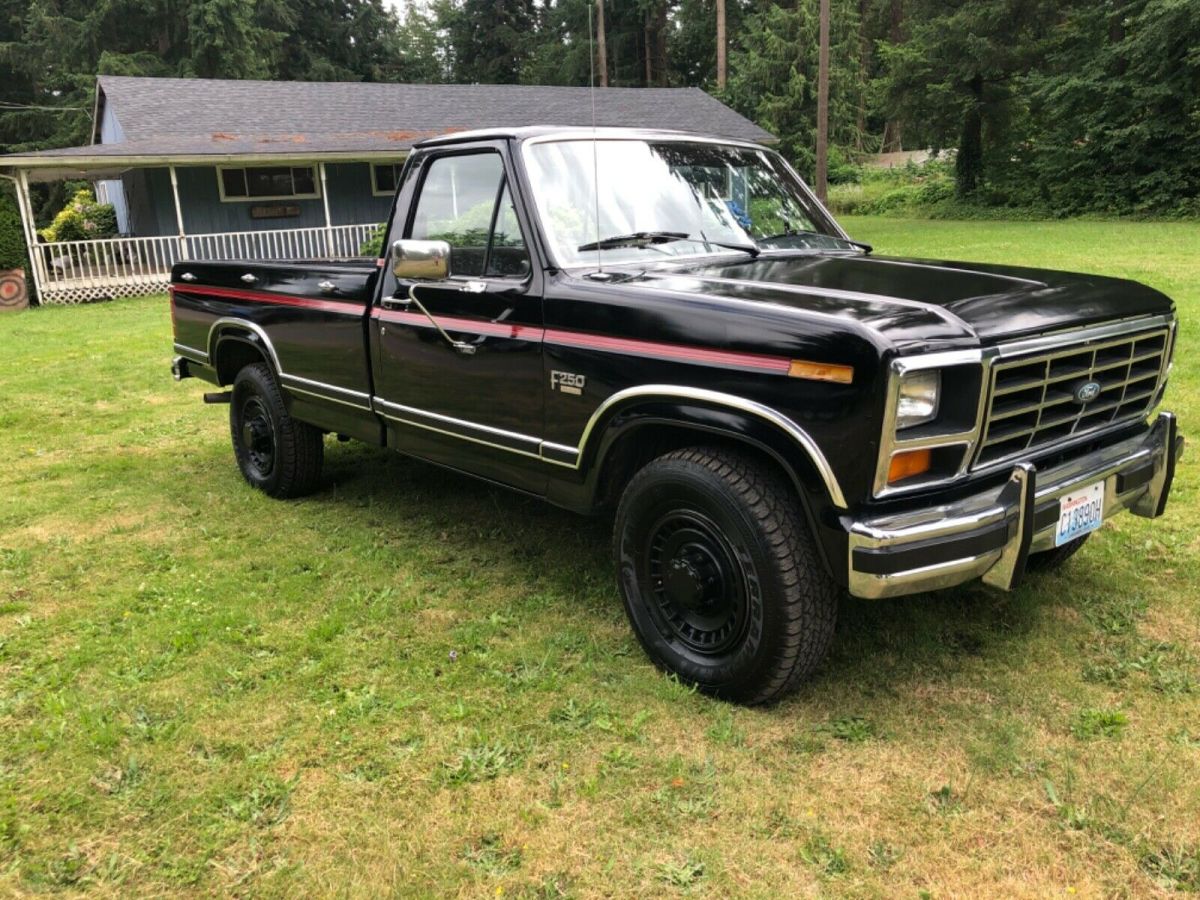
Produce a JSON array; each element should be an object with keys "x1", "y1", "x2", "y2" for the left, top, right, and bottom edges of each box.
[{"x1": 0, "y1": 76, "x2": 773, "y2": 304}]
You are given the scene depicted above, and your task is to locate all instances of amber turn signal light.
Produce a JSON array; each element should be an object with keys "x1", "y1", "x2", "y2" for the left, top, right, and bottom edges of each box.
[
  {"x1": 887, "y1": 448, "x2": 932, "y2": 484},
  {"x1": 787, "y1": 359, "x2": 854, "y2": 384}
]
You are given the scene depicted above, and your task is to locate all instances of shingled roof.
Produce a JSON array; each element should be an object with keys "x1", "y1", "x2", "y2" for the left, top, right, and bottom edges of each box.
[{"x1": 1, "y1": 75, "x2": 774, "y2": 168}]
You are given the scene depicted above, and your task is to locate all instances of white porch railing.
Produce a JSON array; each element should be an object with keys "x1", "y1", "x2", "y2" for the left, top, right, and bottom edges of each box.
[
  {"x1": 184, "y1": 223, "x2": 380, "y2": 262},
  {"x1": 33, "y1": 223, "x2": 382, "y2": 304}
]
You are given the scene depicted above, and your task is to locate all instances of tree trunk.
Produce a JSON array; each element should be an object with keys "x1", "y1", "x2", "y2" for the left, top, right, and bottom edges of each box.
[
  {"x1": 716, "y1": 0, "x2": 727, "y2": 90},
  {"x1": 596, "y1": 0, "x2": 608, "y2": 87},
  {"x1": 1110, "y1": 6, "x2": 1127, "y2": 76},
  {"x1": 641, "y1": 2, "x2": 668, "y2": 87},
  {"x1": 654, "y1": 2, "x2": 668, "y2": 86},
  {"x1": 856, "y1": 0, "x2": 868, "y2": 150},
  {"x1": 955, "y1": 73, "x2": 984, "y2": 196},
  {"x1": 881, "y1": 0, "x2": 904, "y2": 152},
  {"x1": 815, "y1": 0, "x2": 830, "y2": 202},
  {"x1": 645, "y1": 15, "x2": 653, "y2": 85}
]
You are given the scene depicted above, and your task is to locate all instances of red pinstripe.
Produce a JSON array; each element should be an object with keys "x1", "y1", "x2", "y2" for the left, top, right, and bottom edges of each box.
[
  {"x1": 179, "y1": 283, "x2": 794, "y2": 375},
  {"x1": 176, "y1": 284, "x2": 361, "y2": 315},
  {"x1": 543, "y1": 328, "x2": 792, "y2": 374}
]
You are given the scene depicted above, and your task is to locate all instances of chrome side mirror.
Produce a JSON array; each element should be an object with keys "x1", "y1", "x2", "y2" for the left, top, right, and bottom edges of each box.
[{"x1": 391, "y1": 239, "x2": 450, "y2": 281}]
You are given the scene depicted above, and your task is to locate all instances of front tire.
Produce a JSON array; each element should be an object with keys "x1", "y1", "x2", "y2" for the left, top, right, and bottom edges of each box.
[
  {"x1": 230, "y1": 362, "x2": 324, "y2": 498},
  {"x1": 614, "y1": 447, "x2": 838, "y2": 705}
]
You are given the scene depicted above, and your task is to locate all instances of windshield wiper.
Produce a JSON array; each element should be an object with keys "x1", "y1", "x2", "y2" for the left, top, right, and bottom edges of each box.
[
  {"x1": 696, "y1": 236, "x2": 760, "y2": 258},
  {"x1": 578, "y1": 231, "x2": 760, "y2": 258},
  {"x1": 758, "y1": 230, "x2": 873, "y2": 253},
  {"x1": 578, "y1": 231, "x2": 689, "y2": 252}
]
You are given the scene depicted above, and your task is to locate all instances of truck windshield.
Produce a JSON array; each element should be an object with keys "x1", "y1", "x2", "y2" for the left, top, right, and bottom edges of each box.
[{"x1": 523, "y1": 138, "x2": 852, "y2": 268}]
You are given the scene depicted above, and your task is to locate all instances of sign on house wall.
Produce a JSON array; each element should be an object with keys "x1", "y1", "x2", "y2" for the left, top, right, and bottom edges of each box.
[{"x1": 250, "y1": 205, "x2": 302, "y2": 220}]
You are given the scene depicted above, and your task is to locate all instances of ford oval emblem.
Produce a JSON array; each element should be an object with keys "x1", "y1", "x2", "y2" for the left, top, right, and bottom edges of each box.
[{"x1": 1074, "y1": 380, "x2": 1102, "y2": 404}]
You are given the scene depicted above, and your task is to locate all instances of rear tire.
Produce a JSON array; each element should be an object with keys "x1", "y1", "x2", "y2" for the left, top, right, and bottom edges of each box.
[
  {"x1": 1026, "y1": 534, "x2": 1089, "y2": 573},
  {"x1": 613, "y1": 446, "x2": 838, "y2": 705},
  {"x1": 230, "y1": 362, "x2": 324, "y2": 498}
]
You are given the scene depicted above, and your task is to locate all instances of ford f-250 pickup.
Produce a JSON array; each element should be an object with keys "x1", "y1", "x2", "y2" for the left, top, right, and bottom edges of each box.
[{"x1": 170, "y1": 126, "x2": 1182, "y2": 704}]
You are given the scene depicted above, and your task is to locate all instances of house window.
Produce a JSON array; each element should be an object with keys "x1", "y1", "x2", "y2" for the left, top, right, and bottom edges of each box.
[
  {"x1": 371, "y1": 163, "x2": 405, "y2": 197},
  {"x1": 218, "y1": 165, "x2": 320, "y2": 202}
]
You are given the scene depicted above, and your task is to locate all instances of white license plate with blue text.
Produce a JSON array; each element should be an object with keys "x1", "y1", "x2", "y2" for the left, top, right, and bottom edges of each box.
[{"x1": 1055, "y1": 481, "x2": 1105, "y2": 546}]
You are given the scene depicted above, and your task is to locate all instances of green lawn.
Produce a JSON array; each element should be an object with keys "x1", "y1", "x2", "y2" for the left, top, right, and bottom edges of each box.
[{"x1": 2, "y1": 218, "x2": 1198, "y2": 896}]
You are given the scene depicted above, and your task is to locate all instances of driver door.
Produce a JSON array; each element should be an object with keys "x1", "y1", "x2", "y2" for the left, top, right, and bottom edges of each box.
[{"x1": 372, "y1": 147, "x2": 547, "y2": 493}]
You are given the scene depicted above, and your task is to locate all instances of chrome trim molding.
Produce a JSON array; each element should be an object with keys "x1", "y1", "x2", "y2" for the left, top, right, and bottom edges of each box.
[
  {"x1": 989, "y1": 313, "x2": 1176, "y2": 359},
  {"x1": 849, "y1": 411, "x2": 1180, "y2": 599},
  {"x1": 280, "y1": 372, "x2": 371, "y2": 403},
  {"x1": 281, "y1": 375, "x2": 372, "y2": 411},
  {"x1": 374, "y1": 397, "x2": 545, "y2": 460},
  {"x1": 207, "y1": 317, "x2": 282, "y2": 372},
  {"x1": 173, "y1": 341, "x2": 209, "y2": 364},
  {"x1": 369, "y1": 385, "x2": 848, "y2": 508}
]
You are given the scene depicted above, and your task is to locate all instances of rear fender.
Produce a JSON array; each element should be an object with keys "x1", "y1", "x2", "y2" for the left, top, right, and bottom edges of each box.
[{"x1": 208, "y1": 318, "x2": 281, "y2": 384}]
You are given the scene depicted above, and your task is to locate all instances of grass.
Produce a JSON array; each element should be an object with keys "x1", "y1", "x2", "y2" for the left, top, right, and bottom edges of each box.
[{"x1": 0, "y1": 217, "x2": 1197, "y2": 896}]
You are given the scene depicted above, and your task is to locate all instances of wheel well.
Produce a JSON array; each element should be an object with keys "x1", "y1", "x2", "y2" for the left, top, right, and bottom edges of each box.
[
  {"x1": 213, "y1": 334, "x2": 269, "y2": 385},
  {"x1": 594, "y1": 422, "x2": 812, "y2": 514}
]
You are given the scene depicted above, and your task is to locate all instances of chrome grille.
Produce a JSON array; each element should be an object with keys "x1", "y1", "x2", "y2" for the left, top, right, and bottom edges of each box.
[{"x1": 974, "y1": 327, "x2": 1170, "y2": 470}]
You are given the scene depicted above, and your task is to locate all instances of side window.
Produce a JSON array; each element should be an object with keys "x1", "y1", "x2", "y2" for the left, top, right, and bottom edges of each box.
[
  {"x1": 408, "y1": 153, "x2": 530, "y2": 279},
  {"x1": 486, "y1": 184, "x2": 530, "y2": 278},
  {"x1": 409, "y1": 153, "x2": 503, "y2": 277}
]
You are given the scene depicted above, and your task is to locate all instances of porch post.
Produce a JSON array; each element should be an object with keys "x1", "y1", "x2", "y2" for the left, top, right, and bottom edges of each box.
[
  {"x1": 168, "y1": 165, "x2": 189, "y2": 261},
  {"x1": 14, "y1": 169, "x2": 47, "y2": 301},
  {"x1": 318, "y1": 163, "x2": 334, "y2": 257}
]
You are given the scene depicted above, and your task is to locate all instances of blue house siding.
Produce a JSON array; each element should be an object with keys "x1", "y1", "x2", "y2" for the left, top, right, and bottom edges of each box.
[
  {"x1": 326, "y1": 162, "x2": 396, "y2": 226},
  {"x1": 115, "y1": 162, "x2": 394, "y2": 237}
]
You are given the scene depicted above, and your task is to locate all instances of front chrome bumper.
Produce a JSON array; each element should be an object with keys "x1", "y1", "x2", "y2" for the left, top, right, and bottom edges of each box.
[{"x1": 847, "y1": 412, "x2": 1183, "y2": 599}]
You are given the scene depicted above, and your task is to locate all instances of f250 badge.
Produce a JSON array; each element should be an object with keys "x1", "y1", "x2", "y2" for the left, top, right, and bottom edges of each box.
[{"x1": 550, "y1": 370, "x2": 586, "y2": 396}]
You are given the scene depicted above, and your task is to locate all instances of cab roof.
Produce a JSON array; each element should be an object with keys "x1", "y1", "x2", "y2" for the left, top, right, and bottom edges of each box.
[{"x1": 414, "y1": 125, "x2": 771, "y2": 150}]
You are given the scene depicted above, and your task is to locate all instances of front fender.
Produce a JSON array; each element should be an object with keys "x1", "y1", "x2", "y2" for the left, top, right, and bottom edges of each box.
[
  {"x1": 543, "y1": 388, "x2": 852, "y2": 583},
  {"x1": 574, "y1": 386, "x2": 846, "y2": 510}
]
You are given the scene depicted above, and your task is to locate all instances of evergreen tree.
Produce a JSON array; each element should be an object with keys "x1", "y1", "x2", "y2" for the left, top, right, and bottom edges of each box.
[
  {"x1": 727, "y1": 0, "x2": 863, "y2": 175},
  {"x1": 0, "y1": 0, "x2": 1197, "y2": 216},
  {"x1": 876, "y1": 0, "x2": 1054, "y2": 197}
]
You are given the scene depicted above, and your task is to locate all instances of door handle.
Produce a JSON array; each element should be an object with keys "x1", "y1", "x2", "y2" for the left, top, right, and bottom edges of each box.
[
  {"x1": 318, "y1": 280, "x2": 337, "y2": 294},
  {"x1": 241, "y1": 273, "x2": 258, "y2": 284},
  {"x1": 380, "y1": 295, "x2": 412, "y2": 309}
]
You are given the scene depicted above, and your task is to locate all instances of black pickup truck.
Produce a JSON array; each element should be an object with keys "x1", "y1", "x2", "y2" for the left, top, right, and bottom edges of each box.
[{"x1": 170, "y1": 126, "x2": 1182, "y2": 704}]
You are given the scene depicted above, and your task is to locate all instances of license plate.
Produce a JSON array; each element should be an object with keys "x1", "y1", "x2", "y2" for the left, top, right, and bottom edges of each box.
[{"x1": 1055, "y1": 481, "x2": 1105, "y2": 546}]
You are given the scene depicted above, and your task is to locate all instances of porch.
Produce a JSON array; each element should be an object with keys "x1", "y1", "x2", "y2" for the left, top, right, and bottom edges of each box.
[
  {"x1": 3, "y1": 154, "x2": 396, "y2": 305},
  {"x1": 30, "y1": 223, "x2": 381, "y2": 303}
]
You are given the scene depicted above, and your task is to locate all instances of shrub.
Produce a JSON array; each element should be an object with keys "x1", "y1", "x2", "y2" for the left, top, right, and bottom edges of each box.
[
  {"x1": 39, "y1": 188, "x2": 118, "y2": 243},
  {"x1": 359, "y1": 224, "x2": 386, "y2": 257},
  {"x1": 0, "y1": 189, "x2": 28, "y2": 271}
]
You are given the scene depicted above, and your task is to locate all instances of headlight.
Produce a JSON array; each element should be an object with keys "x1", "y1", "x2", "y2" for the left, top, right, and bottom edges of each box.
[{"x1": 895, "y1": 370, "x2": 940, "y2": 429}]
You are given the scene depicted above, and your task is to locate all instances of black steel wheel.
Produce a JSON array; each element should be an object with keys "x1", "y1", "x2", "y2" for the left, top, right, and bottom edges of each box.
[
  {"x1": 230, "y1": 362, "x2": 324, "y2": 498},
  {"x1": 238, "y1": 395, "x2": 276, "y2": 481},
  {"x1": 615, "y1": 446, "x2": 839, "y2": 705},
  {"x1": 646, "y1": 509, "x2": 751, "y2": 656}
]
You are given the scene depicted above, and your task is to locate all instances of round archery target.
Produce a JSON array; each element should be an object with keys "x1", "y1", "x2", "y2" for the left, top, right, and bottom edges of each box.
[{"x1": 0, "y1": 271, "x2": 27, "y2": 309}]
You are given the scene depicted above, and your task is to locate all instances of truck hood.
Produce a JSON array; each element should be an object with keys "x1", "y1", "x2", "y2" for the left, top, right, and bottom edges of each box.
[{"x1": 641, "y1": 253, "x2": 1175, "y2": 349}]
